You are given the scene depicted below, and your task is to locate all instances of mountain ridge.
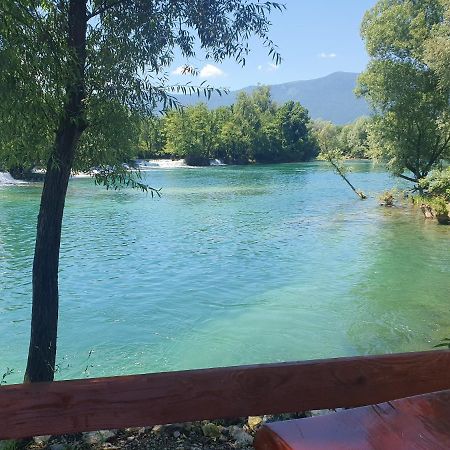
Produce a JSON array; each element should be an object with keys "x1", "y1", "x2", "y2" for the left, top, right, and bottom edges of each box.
[{"x1": 175, "y1": 71, "x2": 371, "y2": 125}]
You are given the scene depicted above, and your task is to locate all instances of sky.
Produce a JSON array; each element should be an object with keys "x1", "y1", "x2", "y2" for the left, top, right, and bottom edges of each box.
[{"x1": 168, "y1": 0, "x2": 378, "y2": 91}]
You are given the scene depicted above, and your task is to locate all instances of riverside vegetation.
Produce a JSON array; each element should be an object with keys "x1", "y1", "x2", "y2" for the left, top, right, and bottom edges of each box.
[
  {"x1": 136, "y1": 87, "x2": 372, "y2": 166},
  {"x1": 357, "y1": 0, "x2": 450, "y2": 221}
]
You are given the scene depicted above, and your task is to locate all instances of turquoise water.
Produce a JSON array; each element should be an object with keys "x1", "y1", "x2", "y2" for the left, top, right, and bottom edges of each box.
[{"x1": 1, "y1": 161, "x2": 449, "y2": 384}]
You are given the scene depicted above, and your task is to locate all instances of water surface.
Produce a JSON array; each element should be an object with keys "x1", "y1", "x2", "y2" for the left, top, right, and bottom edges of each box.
[{"x1": 1, "y1": 162, "x2": 449, "y2": 383}]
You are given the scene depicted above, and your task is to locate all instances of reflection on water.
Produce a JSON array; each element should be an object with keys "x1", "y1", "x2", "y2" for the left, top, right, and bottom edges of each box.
[{"x1": 0, "y1": 161, "x2": 449, "y2": 383}]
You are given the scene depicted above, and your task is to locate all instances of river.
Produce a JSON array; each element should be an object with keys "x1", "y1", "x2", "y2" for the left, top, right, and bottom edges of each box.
[{"x1": 1, "y1": 161, "x2": 449, "y2": 383}]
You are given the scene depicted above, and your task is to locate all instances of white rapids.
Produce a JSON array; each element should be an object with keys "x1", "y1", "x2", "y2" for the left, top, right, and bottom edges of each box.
[{"x1": 0, "y1": 172, "x2": 26, "y2": 186}]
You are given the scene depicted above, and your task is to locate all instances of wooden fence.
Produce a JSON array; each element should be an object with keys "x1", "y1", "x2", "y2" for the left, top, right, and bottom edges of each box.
[{"x1": 1, "y1": 350, "x2": 449, "y2": 440}]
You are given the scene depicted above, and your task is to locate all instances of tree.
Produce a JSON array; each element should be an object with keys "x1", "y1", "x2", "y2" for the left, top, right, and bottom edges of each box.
[
  {"x1": 339, "y1": 117, "x2": 371, "y2": 159},
  {"x1": 232, "y1": 91, "x2": 263, "y2": 162},
  {"x1": 312, "y1": 120, "x2": 367, "y2": 199},
  {"x1": 424, "y1": 0, "x2": 450, "y2": 91},
  {"x1": 138, "y1": 116, "x2": 166, "y2": 159},
  {"x1": 133, "y1": 87, "x2": 318, "y2": 167},
  {"x1": 358, "y1": 0, "x2": 450, "y2": 185},
  {"x1": 276, "y1": 101, "x2": 315, "y2": 162},
  {"x1": 0, "y1": 0, "x2": 283, "y2": 382}
]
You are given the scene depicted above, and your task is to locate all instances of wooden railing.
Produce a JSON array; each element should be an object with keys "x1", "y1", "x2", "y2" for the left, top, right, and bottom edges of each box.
[{"x1": 1, "y1": 350, "x2": 449, "y2": 440}]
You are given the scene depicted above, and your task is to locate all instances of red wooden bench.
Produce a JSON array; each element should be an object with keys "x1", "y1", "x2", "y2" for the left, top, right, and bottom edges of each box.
[{"x1": 254, "y1": 389, "x2": 450, "y2": 450}]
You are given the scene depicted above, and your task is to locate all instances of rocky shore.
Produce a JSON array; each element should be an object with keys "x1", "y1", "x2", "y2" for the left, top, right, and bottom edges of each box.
[{"x1": 19, "y1": 411, "x2": 337, "y2": 450}]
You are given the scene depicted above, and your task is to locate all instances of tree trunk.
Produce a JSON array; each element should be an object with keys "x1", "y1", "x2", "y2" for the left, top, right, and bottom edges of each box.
[
  {"x1": 329, "y1": 159, "x2": 366, "y2": 200},
  {"x1": 25, "y1": 0, "x2": 87, "y2": 383}
]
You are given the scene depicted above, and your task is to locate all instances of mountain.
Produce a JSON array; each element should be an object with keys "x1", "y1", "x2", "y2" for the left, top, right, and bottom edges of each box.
[{"x1": 175, "y1": 72, "x2": 371, "y2": 125}]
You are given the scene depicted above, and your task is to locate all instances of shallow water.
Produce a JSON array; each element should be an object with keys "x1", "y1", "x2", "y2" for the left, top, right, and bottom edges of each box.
[{"x1": 1, "y1": 161, "x2": 449, "y2": 383}]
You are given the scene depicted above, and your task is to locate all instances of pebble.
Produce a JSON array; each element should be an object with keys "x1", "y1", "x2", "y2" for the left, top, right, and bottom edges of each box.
[
  {"x1": 34, "y1": 435, "x2": 51, "y2": 445},
  {"x1": 125, "y1": 426, "x2": 147, "y2": 434},
  {"x1": 201, "y1": 422, "x2": 221, "y2": 439},
  {"x1": 229, "y1": 425, "x2": 253, "y2": 447},
  {"x1": 49, "y1": 444, "x2": 65, "y2": 450},
  {"x1": 82, "y1": 429, "x2": 116, "y2": 445},
  {"x1": 310, "y1": 409, "x2": 335, "y2": 417},
  {"x1": 152, "y1": 424, "x2": 165, "y2": 434},
  {"x1": 247, "y1": 415, "x2": 263, "y2": 430}
]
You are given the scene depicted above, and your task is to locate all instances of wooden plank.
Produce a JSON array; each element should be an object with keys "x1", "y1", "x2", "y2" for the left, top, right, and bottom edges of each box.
[
  {"x1": 253, "y1": 389, "x2": 450, "y2": 450},
  {"x1": 0, "y1": 351, "x2": 449, "y2": 440}
]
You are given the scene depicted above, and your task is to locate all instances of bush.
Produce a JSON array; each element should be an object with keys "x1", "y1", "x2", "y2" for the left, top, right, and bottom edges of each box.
[
  {"x1": 419, "y1": 168, "x2": 450, "y2": 201},
  {"x1": 430, "y1": 196, "x2": 449, "y2": 224}
]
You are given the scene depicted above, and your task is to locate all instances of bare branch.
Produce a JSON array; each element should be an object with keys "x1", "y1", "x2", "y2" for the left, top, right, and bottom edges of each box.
[{"x1": 398, "y1": 173, "x2": 419, "y2": 183}]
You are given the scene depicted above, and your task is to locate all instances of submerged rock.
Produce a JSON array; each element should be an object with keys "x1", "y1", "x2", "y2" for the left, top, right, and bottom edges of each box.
[{"x1": 421, "y1": 204, "x2": 435, "y2": 219}]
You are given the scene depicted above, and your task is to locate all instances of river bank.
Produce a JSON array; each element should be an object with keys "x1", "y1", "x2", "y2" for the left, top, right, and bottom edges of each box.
[{"x1": 21, "y1": 412, "x2": 334, "y2": 450}]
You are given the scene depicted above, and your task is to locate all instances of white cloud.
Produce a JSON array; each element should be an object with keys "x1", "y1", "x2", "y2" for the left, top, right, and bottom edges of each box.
[
  {"x1": 172, "y1": 65, "x2": 188, "y2": 75},
  {"x1": 319, "y1": 52, "x2": 337, "y2": 59},
  {"x1": 199, "y1": 64, "x2": 225, "y2": 78},
  {"x1": 258, "y1": 62, "x2": 280, "y2": 72}
]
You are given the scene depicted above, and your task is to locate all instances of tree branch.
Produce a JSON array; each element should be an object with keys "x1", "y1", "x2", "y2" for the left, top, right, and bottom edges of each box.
[
  {"x1": 328, "y1": 158, "x2": 366, "y2": 199},
  {"x1": 398, "y1": 173, "x2": 418, "y2": 183},
  {"x1": 424, "y1": 133, "x2": 450, "y2": 176}
]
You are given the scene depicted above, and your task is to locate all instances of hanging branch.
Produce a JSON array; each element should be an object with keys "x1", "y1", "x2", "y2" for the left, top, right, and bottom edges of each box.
[{"x1": 327, "y1": 156, "x2": 367, "y2": 199}]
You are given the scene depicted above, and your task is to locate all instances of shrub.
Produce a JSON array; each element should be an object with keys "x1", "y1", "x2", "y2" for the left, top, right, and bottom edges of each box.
[{"x1": 419, "y1": 168, "x2": 450, "y2": 201}]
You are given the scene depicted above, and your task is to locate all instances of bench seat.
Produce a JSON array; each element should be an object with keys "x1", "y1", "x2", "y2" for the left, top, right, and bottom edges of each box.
[{"x1": 254, "y1": 389, "x2": 450, "y2": 450}]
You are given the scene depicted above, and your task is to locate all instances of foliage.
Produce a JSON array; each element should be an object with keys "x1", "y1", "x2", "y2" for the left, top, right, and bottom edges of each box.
[
  {"x1": 0, "y1": 441, "x2": 18, "y2": 450},
  {"x1": 429, "y1": 196, "x2": 450, "y2": 217},
  {"x1": 164, "y1": 103, "x2": 218, "y2": 165},
  {"x1": 418, "y1": 167, "x2": 450, "y2": 201},
  {"x1": 339, "y1": 117, "x2": 372, "y2": 159},
  {"x1": 357, "y1": 0, "x2": 450, "y2": 184},
  {"x1": 413, "y1": 193, "x2": 449, "y2": 222},
  {"x1": 311, "y1": 120, "x2": 341, "y2": 156},
  {"x1": 415, "y1": 168, "x2": 450, "y2": 222},
  {"x1": 142, "y1": 88, "x2": 317, "y2": 165},
  {"x1": 138, "y1": 116, "x2": 166, "y2": 159},
  {"x1": 311, "y1": 118, "x2": 372, "y2": 160},
  {"x1": 424, "y1": 0, "x2": 450, "y2": 91}
]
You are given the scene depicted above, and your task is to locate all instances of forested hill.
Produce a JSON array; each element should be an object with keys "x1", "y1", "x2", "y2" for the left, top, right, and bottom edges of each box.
[{"x1": 175, "y1": 72, "x2": 370, "y2": 125}]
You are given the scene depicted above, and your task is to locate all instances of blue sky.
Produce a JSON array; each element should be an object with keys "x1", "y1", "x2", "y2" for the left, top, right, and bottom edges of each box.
[{"x1": 169, "y1": 0, "x2": 377, "y2": 90}]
